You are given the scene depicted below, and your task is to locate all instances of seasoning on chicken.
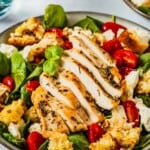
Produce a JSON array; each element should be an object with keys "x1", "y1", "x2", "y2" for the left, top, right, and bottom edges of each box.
[
  {"x1": 59, "y1": 70, "x2": 104, "y2": 123},
  {"x1": 32, "y1": 86, "x2": 69, "y2": 138},
  {"x1": 66, "y1": 48, "x2": 122, "y2": 98},
  {"x1": 62, "y1": 57, "x2": 119, "y2": 110}
]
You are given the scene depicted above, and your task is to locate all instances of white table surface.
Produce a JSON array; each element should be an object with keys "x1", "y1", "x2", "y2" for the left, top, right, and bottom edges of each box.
[{"x1": 0, "y1": 0, "x2": 149, "y2": 33}]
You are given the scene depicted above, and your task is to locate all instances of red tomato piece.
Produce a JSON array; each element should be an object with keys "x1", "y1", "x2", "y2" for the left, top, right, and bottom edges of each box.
[
  {"x1": 2, "y1": 76, "x2": 14, "y2": 91},
  {"x1": 27, "y1": 131, "x2": 45, "y2": 150},
  {"x1": 102, "y1": 39, "x2": 122, "y2": 54},
  {"x1": 123, "y1": 100, "x2": 140, "y2": 127},
  {"x1": 119, "y1": 67, "x2": 133, "y2": 77},
  {"x1": 26, "y1": 80, "x2": 39, "y2": 92},
  {"x1": 113, "y1": 49, "x2": 138, "y2": 68},
  {"x1": 46, "y1": 27, "x2": 63, "y2": 38},
  {"x1": 63, "y1": 40, "x2": 73, "y2": 50},
  {"x1": 101, "y1": 22, "x2": 126, "y2": 35},
  {"x1": 88, "y1": 123, "x2": 105, "y2": 143}
]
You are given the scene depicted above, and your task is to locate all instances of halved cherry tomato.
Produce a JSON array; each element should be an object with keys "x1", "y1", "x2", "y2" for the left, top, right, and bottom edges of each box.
[
  {"x1": 26, "y1": 80, "x2": 39, "y2": 92},
  {"x1": 123, "y1": 100, "x2": 140, "y2": 127},
  {"x1": 27, "y1": 131, "x2": 45, "y2": 150},
  {"x1": 101, "y1": 22, "x2": 126, "y2": 35},
  {"x1": 63, "y1": 40, "x2": 73, "y2": 50},
  {"x1": 119, "y1": 67, "x2": 133, "y2": 77},
  {"x1": 102, "y1": 39, "x2": 122, "y2": 54},
  {"x1": 113, "y1": 49, "x2": 138, "y2": 68},
  {"x1": 2, "y1": 76, "x2": 14, "y2": 91},
  {"x1": 88, "y1": 123, "x2": 105, "y2": 143},
  {"x1": 46, "y1": 27, "x2": 63, "y2": 38}
]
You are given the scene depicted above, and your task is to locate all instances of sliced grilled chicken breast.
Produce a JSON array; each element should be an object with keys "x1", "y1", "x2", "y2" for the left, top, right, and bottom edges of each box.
[
  {"x1": 32, "y1": 86, "x2": 88, "y2": 132},
  {"x1": 62, "y1": 57, "x2": 119, "y2": 110},
  {"x1": 69, "y1": 36, "x2": 105, "y2": 68},
  {"x1": 66, "y1": 49, "x2": 122, "y2": 98},
  {"x1": 32, "y1": 87, "x2": 69, "y2": 138},
  {"x1": 59, "y1": 70, "x2": 104, "y2": 123},
  {"x1": 71, "y1": 32, "x2": 116, "y2": 66},
  {"x1": 40, "y1": 72, "x2": 90, "y2": 124}
]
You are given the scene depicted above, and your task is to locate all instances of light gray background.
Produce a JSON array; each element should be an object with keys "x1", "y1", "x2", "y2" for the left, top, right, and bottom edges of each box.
[{"x1": 0, "y1": 0, "x2": 149, "y2": 33}]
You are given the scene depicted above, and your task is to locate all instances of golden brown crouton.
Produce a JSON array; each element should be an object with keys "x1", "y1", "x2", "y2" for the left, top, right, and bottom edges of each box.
[
  {"x1": 8, "y1": 18, "x2": 45, "y2": 47},
  {"x1": 118, "y1": 30, "x2": 149, "y2": 54}
]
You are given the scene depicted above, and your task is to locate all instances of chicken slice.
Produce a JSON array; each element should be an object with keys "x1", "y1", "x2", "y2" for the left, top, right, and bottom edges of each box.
[
  {"x1": 69, "y1": 36, "x2": 105, "y2": 68},
  {"x1": 59, "y1": 70, "x2": 104, "y2": 123},
  {"x1": 62, "y1": 57, "x2": 119, "y2": 110},
  {"x1": 32, "y1": 87, "x2": 69, "y2": 138},
  {"x1": 66, "y1": 48, "x2": 122, "y2": 98},
  {"x1": 32, "y1": 86, "x2": 87, "y2": 133},
  {"x1": 40, "y1": 73, "x2": 90, "y2": 124},
  {"x1": 71, "y1": 32, "x2": 115, "y2": 66}
]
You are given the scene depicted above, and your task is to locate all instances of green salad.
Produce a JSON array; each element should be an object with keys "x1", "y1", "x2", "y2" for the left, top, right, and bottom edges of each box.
[{"x1": 0, "y1": 4, "x2": 150, "y2": 150}]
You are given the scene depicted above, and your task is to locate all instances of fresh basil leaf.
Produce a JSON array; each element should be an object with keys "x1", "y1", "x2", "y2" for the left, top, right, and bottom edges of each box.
[
  {"x1": 20, "y1": 86, "x2": 31, "y2": 108},
  {"x1": 137, "y1": 94, "x2": 150, "y2": 108},
  {"x1": 44, "y1": 4, "x2": 68, "y2": 28},
  {"x1": 73, "y1": 17, "x2": 100, "y2": 33},
  {"x1": 43, "y1": 45, "x2": 64, "y2": 76},
  {"x1": 68, "y1": 133, "x2": 89, "y2": 150},
  {"x1": 11, "y1": 51, "x2": 26, "y2": 92},
  {"x1": 38, "y1": 139, "x2": 49, "y2": 150},
  {"x1": 43, "y1": 59, "x2": 59, "y2": 76},
  {"x1": 0, "y1": 52, "x2": 10, "y2": 76},
  {"x1": 2, "y1": 133, "x2": 26, "y2": 148},
  {"x1": 45, "y1": 45, "x2": 64, "y2": 60}
]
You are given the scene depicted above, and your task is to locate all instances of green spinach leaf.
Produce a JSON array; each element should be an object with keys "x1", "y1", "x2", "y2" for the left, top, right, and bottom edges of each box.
[
  {"x1": 87, "y1": 16, "x2": 103, "y2": 28},
  {"x1": 137, "y1": 94, "x2": 150, "y2": 108},
  {"x1": 38, "y1": 139, "x2": 49, "y2": 150},
  {"x1": 26, "y1": 65, "x2": 43, "y2": 81},
  {"x1": 20, "y1": 86, "x2": 31, "y2": 108},
  {"x1": 11, "y1": 51, "x2": 26, "y2": 92},
  {"x1": 138, "y1": 53, "x2": 150, "y2": 73},
  {"x1": 0, "y1": 52, "x2": 10, "y2": 76},
  {"x1": 73, "y1": 17, "x2": 100, "y2": 32},
  {"x1": 20, "y1": 119, "x2": 31, "y2": 138},
  {"x1": 138, "y1": 6, "x2": 150, "y2": 15},
  {"x1": 68, "y1": 133, "x2": 89, "y2": 150},
  {"x1": 0, "y1": 122, "x2": 8, "y2": 135},
  {"x1": 2, "y1": 133, "x2": 26, "y2": 148},
  {"x1": 134, "y1": 133, "x2": 150, "y2": 150},
  {"x1": 44, "y1": 4, "x2": 68, "y2": 28}
]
